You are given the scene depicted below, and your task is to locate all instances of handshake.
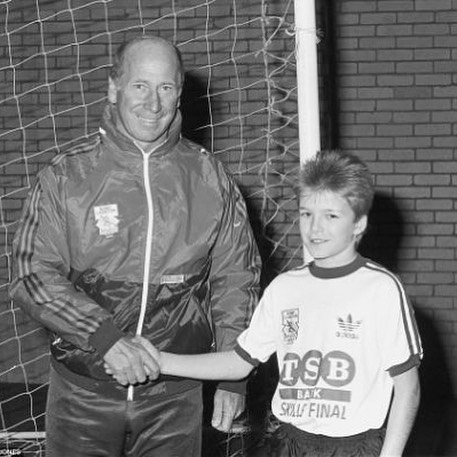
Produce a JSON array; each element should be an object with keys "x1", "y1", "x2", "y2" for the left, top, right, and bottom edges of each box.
[{"x1": 103, "y1": 335, "x2": 162, "y2": 386}]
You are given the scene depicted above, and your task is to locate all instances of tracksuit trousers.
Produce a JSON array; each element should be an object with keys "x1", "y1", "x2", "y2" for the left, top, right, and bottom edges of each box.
[{"x1": 46, "y1": 367, "x2": 203, "y2": 457}]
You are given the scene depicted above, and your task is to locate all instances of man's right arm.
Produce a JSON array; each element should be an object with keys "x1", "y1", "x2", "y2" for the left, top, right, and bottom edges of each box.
[
  {"x1": 9, "y1": 169, "x2": 113, "y2": 351},
  {"x1": 9, "y1": 169, "x2": 158, "y2": 383}
]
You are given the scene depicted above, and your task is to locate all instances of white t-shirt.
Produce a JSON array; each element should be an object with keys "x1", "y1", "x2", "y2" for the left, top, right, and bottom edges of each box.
[{"x1": 236, "y1": 255, "x2": 422, "y2": 437}]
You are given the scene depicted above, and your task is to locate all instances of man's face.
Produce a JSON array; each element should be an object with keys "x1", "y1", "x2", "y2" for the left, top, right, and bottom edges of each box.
[
  {"x1": 108, "y1": 40, "x2": 182, "y2": 152},
  {"x1": 299, "y1": 189, "x2": 367, "y2": 268}
]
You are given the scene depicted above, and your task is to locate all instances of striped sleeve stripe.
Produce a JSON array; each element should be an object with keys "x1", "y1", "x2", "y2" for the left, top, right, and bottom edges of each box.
[
  {"x1": 46, "y1": 298, "x2": 103, "y2": 332},
  {"x1": 22, "y1": 136, "x2": 102, "y2": 271},
  {"x1": 22, "y1": 272, "x2": 52, "y2": 305},
  {"x1": 17, "y1": 183, "x2": 42, "y2": 278},
  {"x1": 365, "y1": 260, "x2": 423, "y2": 357},
  {"x1": 50, "y1": 135, "x2": 100, "y2": 166},
  {"x1": 21, "y1": 273, "x2": 101, "y2": 332},
  {"x1": 20, "y1": 270, "x2": 102, "y2": 333},
  {"x1": 15, "y1": 144, "x2": 103, "y2": 334}
]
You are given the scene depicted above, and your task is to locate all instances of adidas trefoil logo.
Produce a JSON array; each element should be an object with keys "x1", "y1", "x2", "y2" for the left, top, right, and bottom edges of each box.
[{"x1": 336, "y1": 314, "x2": 362, "y2": 340}]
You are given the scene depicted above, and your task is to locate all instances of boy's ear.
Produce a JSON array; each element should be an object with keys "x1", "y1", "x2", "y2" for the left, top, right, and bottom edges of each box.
[
  {"x1": 108, "y1": 77, "x2": 117, "y2": 104},
  {"x1": 354, "y1": 215, "x2": 368, "y2": 238}
]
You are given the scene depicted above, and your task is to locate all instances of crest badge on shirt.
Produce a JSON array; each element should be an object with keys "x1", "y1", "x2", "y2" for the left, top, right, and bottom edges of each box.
[
  {"x1": 94, "y1": 204, "x2": 120, "y2": 238},
  {"x1": 282, "y1": 308, "x2": 299, "y2": 344}
]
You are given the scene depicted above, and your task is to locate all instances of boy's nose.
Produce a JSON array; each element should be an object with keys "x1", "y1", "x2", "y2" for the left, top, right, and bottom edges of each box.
[{"x1": 310, "y1": 216, "x2": 323, "y2": 234}]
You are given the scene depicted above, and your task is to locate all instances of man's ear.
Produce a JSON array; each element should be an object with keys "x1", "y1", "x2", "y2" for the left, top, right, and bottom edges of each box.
[
  {"x1": 108, "y1": 77, "x2": 117, "y2": 104},
  {"x1": 177, "y1": 83, "x2": 183, "y2": 109},
  {"x1": 354, "y1": 214, "x2": 368, "y2": 238}
]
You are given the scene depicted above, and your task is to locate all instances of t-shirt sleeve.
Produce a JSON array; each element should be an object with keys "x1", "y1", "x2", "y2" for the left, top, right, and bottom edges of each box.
[
  {"x1": 236, "y1": 286, "x2": 277, "y2": 363},
  {"x1": 377, "y1": 275, "x2": 423, "y2": 376}
]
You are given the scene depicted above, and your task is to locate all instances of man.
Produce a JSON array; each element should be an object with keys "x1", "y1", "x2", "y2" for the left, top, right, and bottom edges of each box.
[{"x1": 10, "y1": 35, "x2": 261, "y2": 457}]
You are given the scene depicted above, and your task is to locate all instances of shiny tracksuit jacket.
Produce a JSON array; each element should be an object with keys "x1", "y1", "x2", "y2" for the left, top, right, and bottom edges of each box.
[{"x1": 10, "y1": 104, "x2": 261, "y2": 397}]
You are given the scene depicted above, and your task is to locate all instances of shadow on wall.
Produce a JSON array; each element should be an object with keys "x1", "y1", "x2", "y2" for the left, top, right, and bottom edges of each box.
[
  {"x1": 180, "y1": 72, "x2": 211, "y2": 148},
  {"x1": 359, "y1": 192, "x2": 452, "y2": 456},
  {"x1": 358, "y1": 192, "x2": 403, "y2": 272}
]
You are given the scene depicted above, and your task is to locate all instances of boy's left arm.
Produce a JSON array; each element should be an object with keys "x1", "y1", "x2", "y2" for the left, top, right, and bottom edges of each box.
[
  {"x1": 209, "y1": 167, "x2": 261, "y2": 432},
  {"x1": 380, "y1": 366, "x2": 421, "y2": 457}
]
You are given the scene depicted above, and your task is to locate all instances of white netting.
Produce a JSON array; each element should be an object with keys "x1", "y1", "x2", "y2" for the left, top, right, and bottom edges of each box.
[{"x1": 0, "y1": 0, "x2": 303, "y2": 454}]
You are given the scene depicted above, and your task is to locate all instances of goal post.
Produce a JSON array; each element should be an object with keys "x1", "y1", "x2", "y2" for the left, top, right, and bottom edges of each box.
[
  {"x1": 294, "y1": 0, "x2": 321, "y2": 163},
  {"x1": 294, "y1": 0, "x2": 321, "y2": 263}
]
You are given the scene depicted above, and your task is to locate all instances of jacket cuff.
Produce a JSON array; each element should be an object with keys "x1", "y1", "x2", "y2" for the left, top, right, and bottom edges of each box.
[
  {"x1": 217, "y1": 379, "x2": 248, "y2": 395},
  {"x1": 89, "y1": 319, "x2": 125, "y2": 357}
]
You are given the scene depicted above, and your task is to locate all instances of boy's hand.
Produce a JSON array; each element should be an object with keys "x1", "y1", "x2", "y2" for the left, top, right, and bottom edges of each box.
[
  {"x1": 134, "y1": 336, "x2": 162, "y2": 372},
  {"x1": 211, "y1": 389, "x2": 245, "y2": 432},
  {"x1": 103, "y1": 336, "x2": 161, "y2": 386}
]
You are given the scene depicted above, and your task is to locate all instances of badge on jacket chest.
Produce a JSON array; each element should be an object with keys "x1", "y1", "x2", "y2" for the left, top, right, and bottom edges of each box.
[{"x1": 94, "y1": 204, "x2": 120, "y2": 237}]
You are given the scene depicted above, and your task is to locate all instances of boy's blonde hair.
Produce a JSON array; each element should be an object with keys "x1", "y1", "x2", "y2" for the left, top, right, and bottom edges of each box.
[{"x1": 298, "y1": 150, "x2": 374, "y2": 221}]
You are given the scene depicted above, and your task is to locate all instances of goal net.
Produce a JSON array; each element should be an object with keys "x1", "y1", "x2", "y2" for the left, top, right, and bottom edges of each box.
[{"x1": 0, "y1": 0, "x2": 308, "y2": 454}]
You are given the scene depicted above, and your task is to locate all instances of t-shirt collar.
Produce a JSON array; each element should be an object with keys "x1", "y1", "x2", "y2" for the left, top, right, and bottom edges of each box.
[{"x1": 309, "y1": 254, "x2": 366, "y2": 279}]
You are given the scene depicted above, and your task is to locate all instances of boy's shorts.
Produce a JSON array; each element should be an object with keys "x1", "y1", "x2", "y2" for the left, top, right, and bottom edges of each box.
[{"x1": 252, "y1": 422, "x2": 386, "y2": 457}]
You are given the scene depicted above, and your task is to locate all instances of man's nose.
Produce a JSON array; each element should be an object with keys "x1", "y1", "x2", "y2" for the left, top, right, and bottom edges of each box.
[{"x1": 144, "y1": 89, "x2": 161, "y2": 112}]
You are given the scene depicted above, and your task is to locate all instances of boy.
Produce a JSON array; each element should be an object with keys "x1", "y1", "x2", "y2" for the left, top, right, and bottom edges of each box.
[{"x1": 111, "y1": 150, "x2": 423, "y2": 456}]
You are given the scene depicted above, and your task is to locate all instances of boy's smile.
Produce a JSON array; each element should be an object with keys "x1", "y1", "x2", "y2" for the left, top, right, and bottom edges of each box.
[{"x1": 299, "y1": 189, "x2": 367, "y2": 268}]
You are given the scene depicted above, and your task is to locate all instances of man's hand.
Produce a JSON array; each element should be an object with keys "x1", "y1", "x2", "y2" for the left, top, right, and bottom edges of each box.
[
  {"x1": 211, "y1": 389, "x2": 245, "y2": 433},
  {"x1": 103, "y1": 335, "x2": 160, "y2": 386}
]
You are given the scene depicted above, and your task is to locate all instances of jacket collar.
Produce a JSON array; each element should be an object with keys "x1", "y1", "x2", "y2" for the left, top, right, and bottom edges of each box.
[{"x1": 99, "y1": 103, "x2": 182, "y2": 159}]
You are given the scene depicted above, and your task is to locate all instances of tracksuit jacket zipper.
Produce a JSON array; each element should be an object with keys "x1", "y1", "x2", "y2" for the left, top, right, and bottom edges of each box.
[{"x1": 128, "y1": 142, "x2": 160, "y2": 400}]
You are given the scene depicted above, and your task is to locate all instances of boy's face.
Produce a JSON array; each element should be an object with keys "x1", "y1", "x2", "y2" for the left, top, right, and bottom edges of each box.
[{"x1": 299, "y1": 189, "x2": 367, "y2": 268}]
